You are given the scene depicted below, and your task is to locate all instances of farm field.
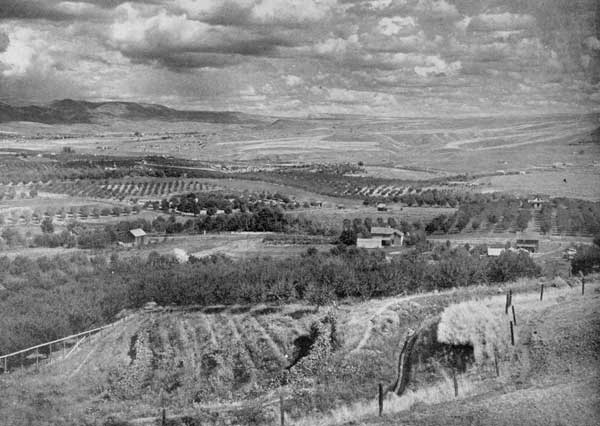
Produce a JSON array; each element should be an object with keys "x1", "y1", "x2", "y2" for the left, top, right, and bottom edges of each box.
[
  {"x1": 473, "y1": 168, "x2": 600, "y2": 200},
  {"x1": 1, "y1": 113, "x2": 597, "y2": 179}
]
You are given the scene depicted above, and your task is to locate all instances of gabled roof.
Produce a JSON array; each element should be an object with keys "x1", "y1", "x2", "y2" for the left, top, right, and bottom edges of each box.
[{"x1": 129, "y1": 228, "x2": 146, "y2": 237}]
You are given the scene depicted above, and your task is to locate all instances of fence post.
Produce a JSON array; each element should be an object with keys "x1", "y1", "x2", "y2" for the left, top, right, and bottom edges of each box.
[
  {"x1": 280, "y1": 394, "x2": 285, "y2": 426},
  {"x1": 494, "y1": 350, "x2": 499, "y2": 377},
  {"x1": 162, "y1": 408, "x2": 166, "y2": 426},
  {"x1": 582, "y1": 277, "x2": 585, "y2": 296},
  {"x1": 452, "y1": 369, "x2": 458, "y2": 397},
  {"x1": 378, "y1": 383, "x2": 384, "y2": 416},
  {"x1": 505, "y1": 292, "x2": 509, "y2": 314},
  {"x1": 540, "y1": 284, "x2": 544, "y2": 301},
  {"x1": 509, "y1": 321, "x2": 515, "y2": 346},
  {"x1": 511, "y1": 305, "x2": 517, "y2": 327},
  {"x1": 3, "y1": 357, "x2": 6, "y2": 373}
]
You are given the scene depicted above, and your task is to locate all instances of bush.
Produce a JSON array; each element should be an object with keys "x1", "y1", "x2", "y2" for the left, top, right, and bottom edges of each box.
[{"x1": 571, "y1": 245, "x2": 600, "y2": 275}]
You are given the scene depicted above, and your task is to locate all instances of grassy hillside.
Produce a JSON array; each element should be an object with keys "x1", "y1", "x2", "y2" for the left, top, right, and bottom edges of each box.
[{"x1": 2, "y1": 277, "x2": 579, "y2": 425}]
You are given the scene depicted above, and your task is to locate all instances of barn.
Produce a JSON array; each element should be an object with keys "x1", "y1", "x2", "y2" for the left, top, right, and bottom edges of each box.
[{"x1": 129, "y1": 228, "x2": 147, "y2": 247}]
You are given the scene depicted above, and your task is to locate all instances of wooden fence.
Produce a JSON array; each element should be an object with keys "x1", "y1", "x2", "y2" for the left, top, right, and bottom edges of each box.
[{"x1": 0, "y1": 323, "x2": 114, "y2": 373}]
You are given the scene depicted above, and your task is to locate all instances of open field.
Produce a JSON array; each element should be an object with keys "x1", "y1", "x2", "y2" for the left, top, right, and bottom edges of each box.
[
  {"x1": 473, "y1": 168, "x2": 600, "y2": 200},
  {"x1": 1, "y1": 113, "x2": 597, "y2": 178}
]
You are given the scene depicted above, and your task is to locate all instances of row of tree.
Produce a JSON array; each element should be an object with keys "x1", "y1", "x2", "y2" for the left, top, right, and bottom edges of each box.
[{"x1": 0, "y1": 245, "x2": 541, "y2": 356}]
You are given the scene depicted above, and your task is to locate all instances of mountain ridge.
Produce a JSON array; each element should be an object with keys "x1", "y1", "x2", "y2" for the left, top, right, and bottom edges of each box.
[{"x1": 0, "y1": 99, "x2": 264, "y2": 125}]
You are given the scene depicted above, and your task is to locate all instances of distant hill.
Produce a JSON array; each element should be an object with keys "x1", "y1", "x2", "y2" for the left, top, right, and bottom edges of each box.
[{"x1": 0, "y1": 99, "x2": 262, "y2": 125}]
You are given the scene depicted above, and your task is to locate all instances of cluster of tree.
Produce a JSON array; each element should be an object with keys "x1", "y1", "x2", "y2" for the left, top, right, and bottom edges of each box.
[
  {"x1": 165, "y1": 191, "x2": 295, "y2": 215},
  {"x1": 553, "y1": 199, "x2": 600, "y2": 235},
  {"x1": 337, "y1": 216, "x2": 427, "y2": 246},
  {"x1": 15, "y1": 206, "x2": 332, "y2": 250},
  {"x1": 571, "y1": 236, "x2": 600, "y2": 274},
  {"x1": 0, "y1": 245, "x2": 541, "y2": 357},
  {"x1": 423, "y1": 195, "x2": 535, "y2": 234}
]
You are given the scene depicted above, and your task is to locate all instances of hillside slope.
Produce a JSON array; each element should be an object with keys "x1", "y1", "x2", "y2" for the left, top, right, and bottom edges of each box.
[
  {"x1": 338, "y1": 280, "x2": 600, "y2": 426},
  {"x1": 0, "y1": 100, "x2": 263, "y2": 125},
  {"x1": 1, "y1": 279, "x2": 596, "y2": 425}
]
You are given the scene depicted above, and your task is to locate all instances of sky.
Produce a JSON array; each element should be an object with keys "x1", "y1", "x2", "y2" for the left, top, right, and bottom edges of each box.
[{"x1": 0, "y1": 0, "x2": 598, "y2": 116}]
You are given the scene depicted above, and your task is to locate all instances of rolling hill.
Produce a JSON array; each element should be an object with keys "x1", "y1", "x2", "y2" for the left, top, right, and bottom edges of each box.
[{"x1": 0, "y1": 99, "x2": 262, "y2": 125}]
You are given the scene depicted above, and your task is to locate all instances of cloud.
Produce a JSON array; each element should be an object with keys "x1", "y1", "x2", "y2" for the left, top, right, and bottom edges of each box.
[
  {"x1": 584, "y1": 36, "x2": 600, "y2": 51},
  {"x1": 0, "y1": 27, "x2": 53, "y2": 77},
  {"x1": 285, "y1": 74, "x2": 303, "y2": 86},
  {"x1": 0, "y1": 0, "x2": 75, "y2": 21},
  {"x1": 174, "y1": 0, "x2": 337, "y2": 26},
  {"x1": 414, "y1": 56, "x2": 461, "y2": 76},
  {"x1": 0, "y1": 0, "x2": 157, "y2": 22},
  {"x1": 415, "y1": 0, "x2": 459, "y2": 20},
  {"x1": 377, "y1": 16, "x2": 417, "y2": 36},
  {"x1": 468, "y1": 12, "x2": 536, "y2": 32},
  {"x1": 108, "y1": 4, "x2": 290, "y2": 69},
  {"x1": 0, "y1": 30, "x2": 8, "y2": 52}
]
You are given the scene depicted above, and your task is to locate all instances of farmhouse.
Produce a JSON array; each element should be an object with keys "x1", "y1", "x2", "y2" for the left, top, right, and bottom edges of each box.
[
  {"x1": 357, "y1": 227, "x2": 404, "y2": 249},
  {"x1": 129, "y1": 228, "x2": 147, "y2": 247}
]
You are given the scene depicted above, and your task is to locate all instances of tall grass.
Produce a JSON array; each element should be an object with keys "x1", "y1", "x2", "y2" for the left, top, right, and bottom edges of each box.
[
  {"x1": 289, "y1": 375, "x2": 480, "y2": 426},
  {"x1": 437, "y1": 300, "x2": 508, "y2": 363}
]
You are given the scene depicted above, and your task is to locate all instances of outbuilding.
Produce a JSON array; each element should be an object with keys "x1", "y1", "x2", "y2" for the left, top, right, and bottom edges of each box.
[{"x1": 129, "y1": 228, "x2": 147, "y2": 247}]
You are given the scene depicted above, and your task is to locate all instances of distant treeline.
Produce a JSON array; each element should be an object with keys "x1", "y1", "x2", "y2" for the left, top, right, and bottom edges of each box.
[{"x1": 0, "y1": 246, "x2": 541, "y2": 356}]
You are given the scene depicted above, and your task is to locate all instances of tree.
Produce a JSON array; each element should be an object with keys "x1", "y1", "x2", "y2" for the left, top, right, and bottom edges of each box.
[
  {"x1": 338, "y1": 228, "x2": 357, "y2": 246},
  {"x1": 40, "y1": 217, "x2": 54, "y2": 234}
]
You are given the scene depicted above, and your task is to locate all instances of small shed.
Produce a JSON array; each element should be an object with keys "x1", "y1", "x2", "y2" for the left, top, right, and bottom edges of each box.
[
  {"x1": 515, "y1": 239, "x2": 539, "y2": 253},
  {"x1": 564, "y1": 247, "x2": 577, "y2": 260},
  {"x1": 487, "y1": 247, "x2": 505, "y2": 257},
  {"x1": 377, "y1": 203, "x2": 388, "y2": 212},
  {"x1": 129, "y1": 228, "x2": 147, "y2": 247}
]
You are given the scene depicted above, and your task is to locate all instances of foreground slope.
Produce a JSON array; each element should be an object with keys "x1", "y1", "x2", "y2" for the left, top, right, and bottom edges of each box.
[{"x1": 0, "y1": 278, "x2": 597, "y2": 425}]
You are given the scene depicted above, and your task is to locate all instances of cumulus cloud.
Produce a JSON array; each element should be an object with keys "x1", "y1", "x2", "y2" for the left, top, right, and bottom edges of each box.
[
  {"x1": 468, "y1": 12, "x2": 536, "y2": 32},
  {"x1": 0, "y1": 30, "x2": 8, "y2": 52},
  {"x1": 584, "y1": 36, "x2": 600, "y2": 51},
  {"x1": 108, "y1": 4, "x2": 289, "y2": 69},
  {"x1": 414, "y1": 0, "x2": 459, "y2": 20},
  {"x1": 285, "y1": 74, "x2": 303, "y2": 86},
  {"x1": 377, "y1": 16, "x2": 417, "y2": 36},
  {"x1": 414, "y1": 56, "x2": 461, "y2": 76},
  {"x1": 0, "y1": 27, "x2": 53, "y2": 77}
]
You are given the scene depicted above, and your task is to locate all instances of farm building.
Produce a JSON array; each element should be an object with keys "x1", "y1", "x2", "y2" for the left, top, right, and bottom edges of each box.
[
  {"x1": 357, "y1": 227, "x2": 404, "y2": 248},
  {"x1": 129, "y1": 228, "x2": 147, "y2": 247},
  {"x1": 487, "y1": 247, "x2": 505, "y2": 257},
  {"x1": 515, "y1": 238, "x2": 539, "y2": 253},
  {"x1": 356, "y1": 238, "x2": 383, "y2": 249},
  {"x1": 528, "y1": 197, "x2": 548, "y2": 210},
  {"x1": 564, "y1": 247, "x2": 577, "y2": 260}
]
